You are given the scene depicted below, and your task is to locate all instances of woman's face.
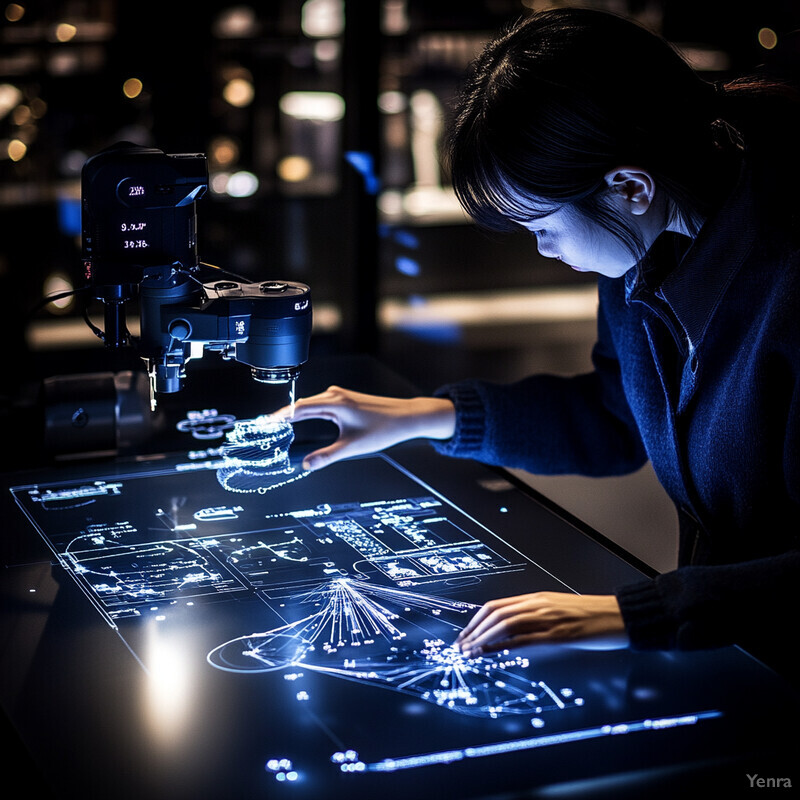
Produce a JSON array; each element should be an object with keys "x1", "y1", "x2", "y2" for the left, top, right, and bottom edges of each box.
[
  {"x1": 520, "y1": 204, "x2": 638, "y2": 279},
  {"x1": 514, "y1": 171, "x2": 670, "y2": 278}
]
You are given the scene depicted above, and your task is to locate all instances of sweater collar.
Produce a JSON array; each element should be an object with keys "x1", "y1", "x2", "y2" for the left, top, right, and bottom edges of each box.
[{"x1": 625, "y1": 162, "x2": 757, "y2": 351}]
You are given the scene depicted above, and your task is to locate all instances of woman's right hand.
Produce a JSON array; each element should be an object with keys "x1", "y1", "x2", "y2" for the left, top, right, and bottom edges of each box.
[{"x1": 274, "y1": 386, "x2": 456, "y2": 471}]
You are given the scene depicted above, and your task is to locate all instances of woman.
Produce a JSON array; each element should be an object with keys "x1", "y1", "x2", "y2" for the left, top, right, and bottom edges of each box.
[{"x1": 282, "y1": 8, "x2": 800, "y2": 682}]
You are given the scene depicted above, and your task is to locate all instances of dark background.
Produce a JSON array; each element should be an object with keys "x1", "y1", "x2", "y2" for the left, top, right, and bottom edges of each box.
[{"x1": 1, "y1": 0, "x2": 799, "y2": 431}]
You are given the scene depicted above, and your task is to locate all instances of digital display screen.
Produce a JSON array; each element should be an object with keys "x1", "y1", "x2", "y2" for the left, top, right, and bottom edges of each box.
[
  {"x1": 81, "y1": 148, "x2": 206, "y2": 284},
  {"x1": 121, "y1": 221, "x2": 149, "y2": 250},
  {"x1": 1, "y1": 422, "x2": 796, "y2": 798}
]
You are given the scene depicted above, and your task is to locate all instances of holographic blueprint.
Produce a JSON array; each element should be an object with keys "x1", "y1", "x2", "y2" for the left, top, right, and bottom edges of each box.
[{"x1": 8, "y1": 424, "x2": 723, "y2": 791}]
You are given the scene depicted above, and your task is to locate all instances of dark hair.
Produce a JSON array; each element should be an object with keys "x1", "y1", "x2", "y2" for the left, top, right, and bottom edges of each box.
[{"x1": 446, "y1": 7, "x2": 799, "y2": 259}]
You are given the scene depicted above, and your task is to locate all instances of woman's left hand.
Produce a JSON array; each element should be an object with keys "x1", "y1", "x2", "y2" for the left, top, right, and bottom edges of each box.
[{"x1": 454, "y1": 592, "x2": 628, "y2": 657}]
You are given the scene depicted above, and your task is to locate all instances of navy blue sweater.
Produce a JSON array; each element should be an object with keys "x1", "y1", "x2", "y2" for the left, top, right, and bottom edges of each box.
[{"x1": 433, "y1": 160, "x2": 800, "y2": 680}]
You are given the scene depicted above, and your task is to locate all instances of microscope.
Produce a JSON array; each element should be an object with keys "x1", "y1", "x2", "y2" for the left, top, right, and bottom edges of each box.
[
  {"x1": 81, "y1": 142, "x2": 312, "y2": 408},
  {"x1": 41, "y1": 142, "x2": 312, "y2": 458}
]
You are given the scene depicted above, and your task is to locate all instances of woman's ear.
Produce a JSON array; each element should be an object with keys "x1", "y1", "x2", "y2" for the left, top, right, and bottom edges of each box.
[{"x1": 604, "y1": 167, "x2": 656, "y2": 216}]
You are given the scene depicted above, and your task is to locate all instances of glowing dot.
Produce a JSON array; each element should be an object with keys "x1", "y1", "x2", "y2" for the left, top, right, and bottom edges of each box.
[
  {"x1": 314, "y1": 39, "x2": 339, "y2": 63},
  {"x1": 215, "y1": 6, "x2": 257, "y2": 38},
  {"x1": 211, "y1": 136, "x2": 238, "y2": 167},
  {"x1": 29, "y1": 97, "x2": 46, "y2": 118},
  {"x1": 226, "y1": 170, "x2": 259, "y2": 197},
  {"x1": 301, "y1": 0, "x2": 344, "y2": 37},
  {"x1": 11, "y1": 104, "x2": 31, "y2": 124},
  {"x1": 123, "y1": 78, "x2": 143, "y2": 99},
  {"x1": 395, "y1": 256, "x2": 420, "y2": 276},
  {"x1": 223, "y1": 77, "x2": 254, "y2": 107},
  {"x1": 277, "y1": 155, "x2": 312, "y2": 182},
  {"x1": 279, "y1": 91, "x2": 344, "y2": 122},
  {"x1": 757, "y1": 27, "x2": 778, "y2": 50},
  {"x1": 55, "y1": 23, "x2": 77, "y2": 42},
  {"x1": 378, "y1": 90, "x2": 407, "y2": 114},
  {"x1": 5, "y1": 4, "x2": 25, "y2": 22},
  {"x1": 7, "y1": 138, "x2": 26, "y2": 161},
  {"x1": 210, "y1": 172, "x2": 230, "y2": 194},
  {"x1": 0, "y1": 82, "x2": 23, "y2": 115}
]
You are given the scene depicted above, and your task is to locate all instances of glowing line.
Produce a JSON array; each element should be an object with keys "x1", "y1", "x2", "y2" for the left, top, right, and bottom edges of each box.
[
  {"x1": 363, "y1": 711, "x2": 724, "y2": 772},
  {"x1": 537, "y1": 680, "x2": 565, "y2": 710}
]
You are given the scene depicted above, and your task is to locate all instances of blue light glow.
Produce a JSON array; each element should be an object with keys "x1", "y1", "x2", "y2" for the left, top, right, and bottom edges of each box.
[
  {"x1": 360, "y1": 711, "x2": 723, "y2": 773},
  {"x1": 208, "y1": 576, "x2": 582, "y2": 719}
]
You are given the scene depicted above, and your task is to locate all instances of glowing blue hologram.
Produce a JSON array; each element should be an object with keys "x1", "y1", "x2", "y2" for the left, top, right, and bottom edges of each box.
[
  {"x1": 176, "y1": 408, "x2": 237, "y2": 440},
  {"x1": 215, "y1": 415, "x2": 310, "y2": 494},
  {"x1": 28, "y1": 481, "x2": 122, "y2": 510},
  {"x1": 207, "y1": 577, "x2": 581, "y2": 719},
  {"x1": 194, "y1": 506, "x2": 243, "y2": 522},
  {"x1": 62, "y1": 527, "x2": 240, "y2": 616}
]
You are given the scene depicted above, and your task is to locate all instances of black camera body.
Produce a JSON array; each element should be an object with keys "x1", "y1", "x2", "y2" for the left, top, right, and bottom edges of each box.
[
  {"x1": 80, "y1": 143, "x2": 312, "y2": 404},
  {"x1": 81, "y1": 143, "x2": 206, "y2": 294}
]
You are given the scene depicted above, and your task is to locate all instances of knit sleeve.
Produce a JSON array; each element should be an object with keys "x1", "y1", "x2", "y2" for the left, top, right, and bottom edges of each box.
[
  {"x1": 429, "y1": 292, "x2": 648, "y2": 475},
  {"x1": 615, "y1": 550, "x2": 800, "y2": 675},
  {"x1": 430, "y1": 381, "x2": 487, "y2": 458}
]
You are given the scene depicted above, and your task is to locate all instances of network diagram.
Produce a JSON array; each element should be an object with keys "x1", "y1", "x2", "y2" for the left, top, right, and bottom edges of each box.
[
  {"x1": 8, "y1": 413, "x2": 720, "y2": 787},
  {"x1": 11, "y1": 412, "x2": 583, "y2": 709}
]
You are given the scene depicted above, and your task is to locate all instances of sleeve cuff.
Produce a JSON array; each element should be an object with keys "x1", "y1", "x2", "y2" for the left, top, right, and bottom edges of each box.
[
  {"x1": 615, "y1": 578, "x2": 677, "y2": 650},
  {"x1": 432, "y1": 381, "x2": 487, "y2": 457}
]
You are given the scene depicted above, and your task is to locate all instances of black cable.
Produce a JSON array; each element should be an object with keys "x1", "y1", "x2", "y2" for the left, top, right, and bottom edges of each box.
[
  {"x1": 27, "y1": 263, "x2": 250, "y2": 349},
  {"x1": 82, "y1": 305, "x2": 106, "y2": 342},
  {"x1": 199, "y1": 261, "x2": 252, "y2": 283},
  {"x1": 25, "y1": 285, "x2": 92, "y2": 321}
]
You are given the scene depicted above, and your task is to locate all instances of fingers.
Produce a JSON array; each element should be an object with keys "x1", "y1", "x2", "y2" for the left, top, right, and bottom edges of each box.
[
  {"x1": 273, "y1": 386, "x2": 346, "y2": 423},
  {"x1": 461, "y1": 631, "x2": 546, "y2": 658},
  {"x1": 301, "y1": 439, "x2": 357, "y2": 471},
  {"x1": 455, "y1": 592, "x2": 625, "y2": 656},
  {"x1": 273, "y1": 386, "x2": 425, "y2": 471},
  {"x1": 454, "y1": 596, "x2": 522, "y2": 644},
  {"x1": 456, "y1": 598, "x2": 541, "y2": 656}
]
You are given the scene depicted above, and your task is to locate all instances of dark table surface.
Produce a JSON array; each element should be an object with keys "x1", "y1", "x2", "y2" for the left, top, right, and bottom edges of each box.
[{"x1": 2, "y1": 354, "x2": 798, "y2": 799}]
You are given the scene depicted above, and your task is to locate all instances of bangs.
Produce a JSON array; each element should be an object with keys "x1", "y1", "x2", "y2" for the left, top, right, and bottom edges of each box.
[{"x1": 452, "y1": 154, "x2": 562, "y2": 232}]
